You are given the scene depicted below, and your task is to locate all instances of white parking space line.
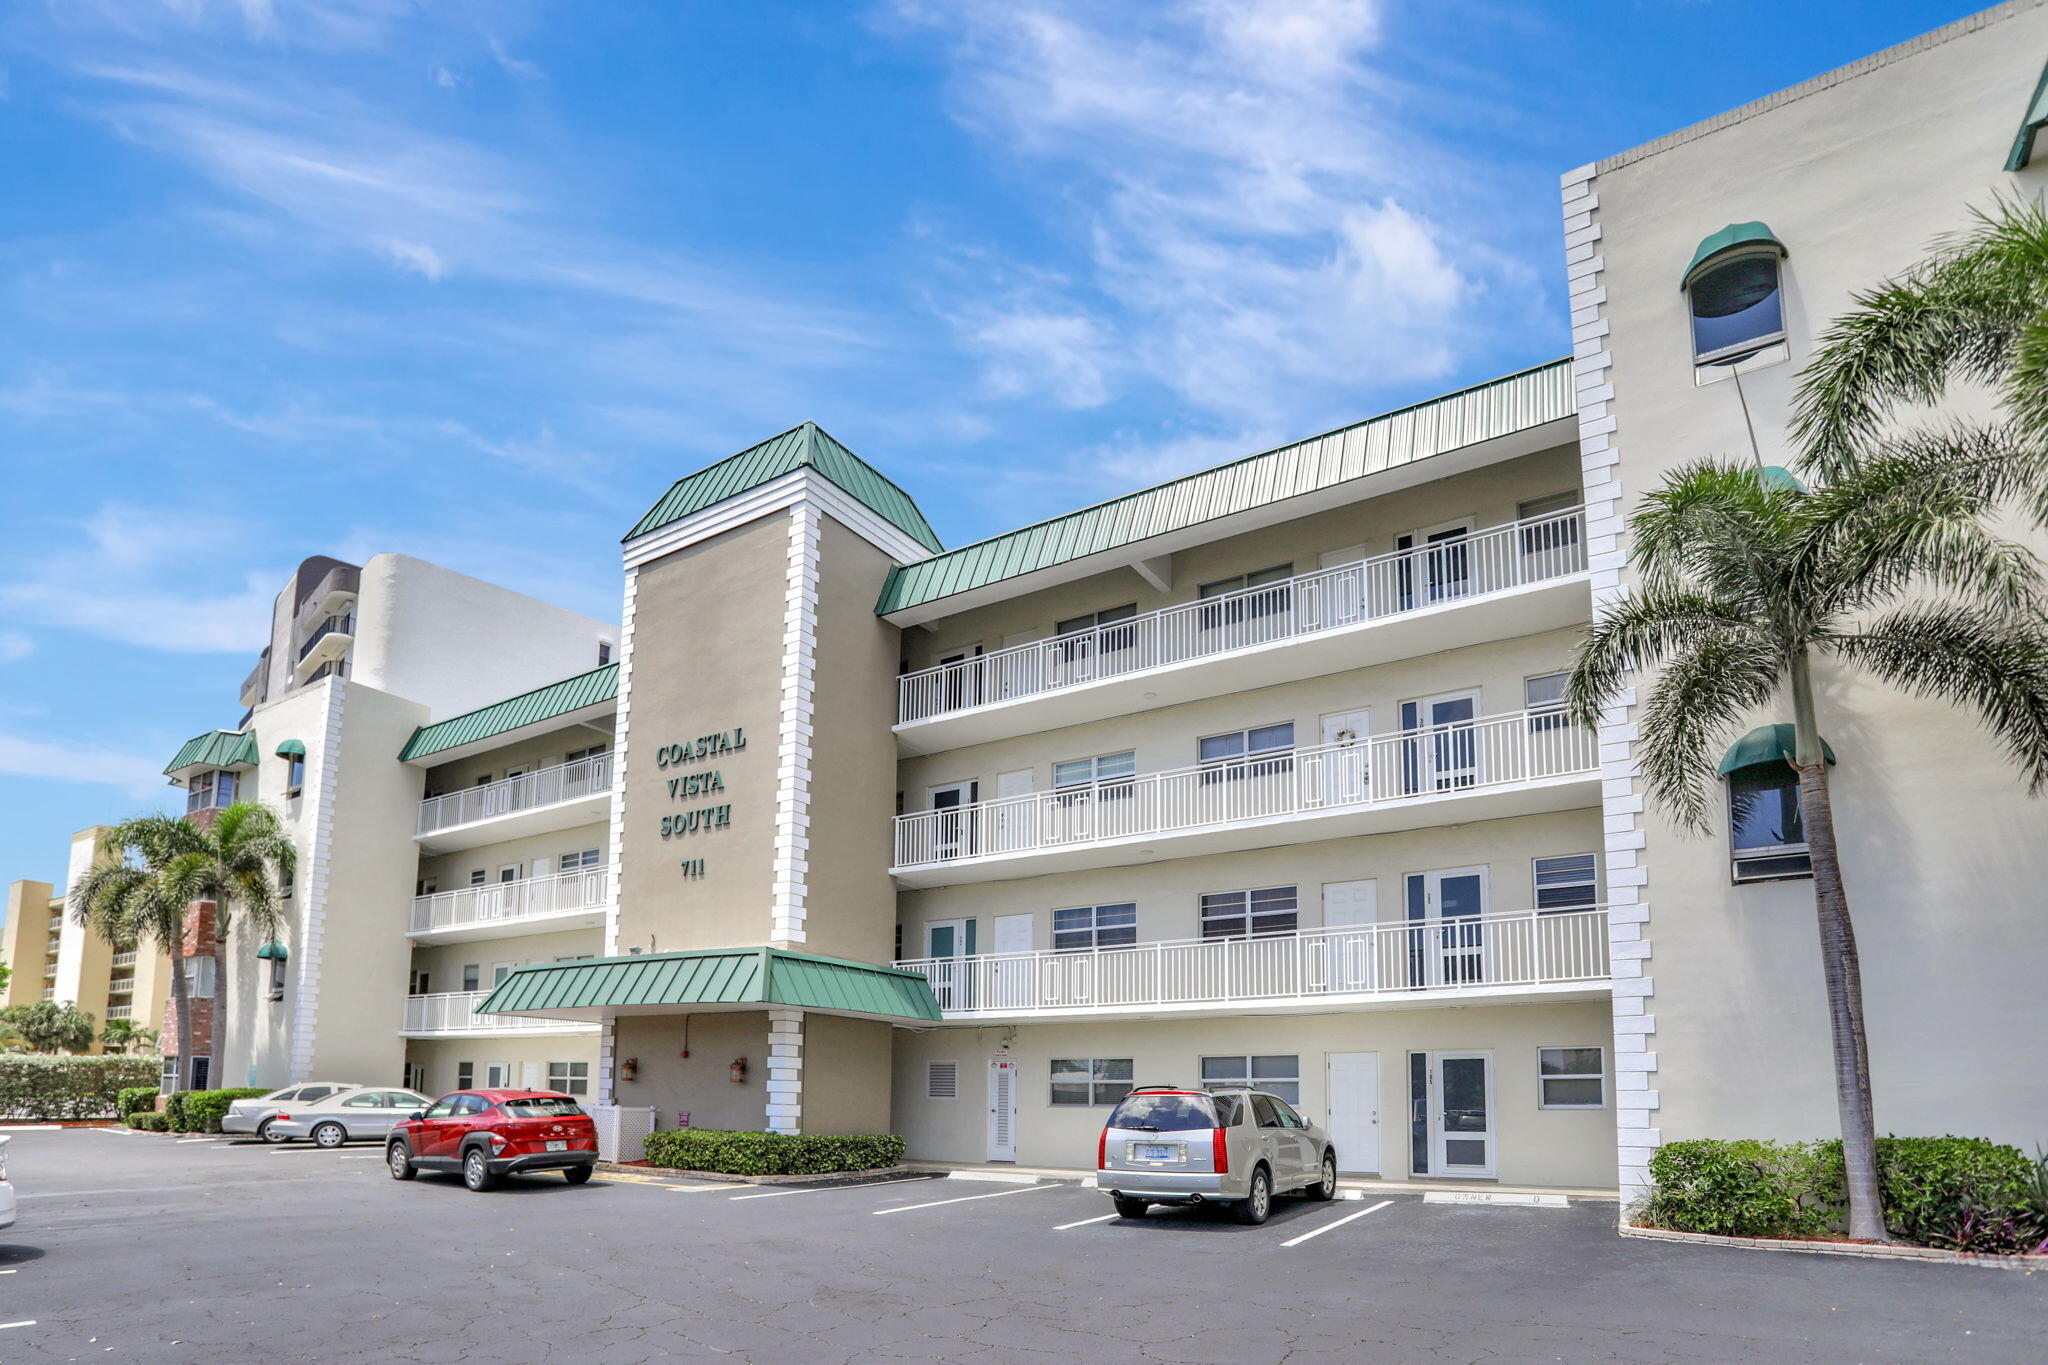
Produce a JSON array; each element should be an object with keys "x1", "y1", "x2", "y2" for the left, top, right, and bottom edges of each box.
[
  {"x1": 176, "y1": 1138, "x2": 215, "y2": 1144},
  {"x1": 1279, "y1": 1199, "x2": 1393, "y2": 1247},
  {"x1": 0, "y1": 1268, "x2": 17, "y2": 1273},
  {"x1": 0, "y1": 1125, "x2": 60, "y2": 1132},
  {"x1": 0, "y1": 1320, "x2": 34, "y2": 1330},
  {"x1": 340, "y1": 1154, "x2": 380, "y2": 1160},
  {"x1": 873, "y1": 1183, "x2": 1057, "y2": 1215},
  {"x1": 1054, "y1": 1213, "x2": 1118, "y2": 1230},
  {"x1": 731, "y1": 1179, "x2": 909, "y2": 1201}
]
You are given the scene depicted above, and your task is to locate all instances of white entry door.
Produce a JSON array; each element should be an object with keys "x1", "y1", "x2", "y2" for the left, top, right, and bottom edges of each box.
[
  {"x1": 987, "y1": 1057, "x2": 1018, "y2": 1162},
  {"x1": 988, "y1": 913, "x2": 1036, "y2": 1009},
  {"x1": 1324, "y1": 1051, "x2": 1381, "y2": 1174},
  {"x1": 1317, "y1": 708, "x2": 1372, "y2": 806},
  {"x1": 1409, "y1": 867, "x2": 1490, "y2": 987},
  {"x1": 1317, "y1": 544, "x2": 1367, "y2": 626},
  {"x1": 1321, "y1": 879, "x2": 1377, "y2": 993},
  {"x1": 925, "y1": 920, "x2": 968, "y2": 1011},
  {"x1": 1428, "y1": 1051, "x2": 1496, "y2": 1177},
  {"x1": 991, "y1": 768, "x2": 1035, "y2": 853}
]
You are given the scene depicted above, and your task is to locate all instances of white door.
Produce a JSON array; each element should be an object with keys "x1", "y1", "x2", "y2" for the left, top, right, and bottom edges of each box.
[
  {"x1": 1317, "y1": 545, "x2": 1368, "y2": 626},
  {"x1": 1401, "y1": 690, "x2": 1482, "y2": 792},
  {"x1": 928, "y1": 782, "x2": 978, "y2": 860},
  {"x1": 1324, "y1": 1051, "x2": 1380, "y2": 1174},
  {"x1": 992, "y1": 769, "x2": 1035, "y2": 852},
  {"x1": 520, "y1": 1061, "x2": 544, "y2": 1090},
  {"x1": 925, "y1": 920, "x2": 968, "y2": 1010},
  {"x1": 988, "y1": 913, "x2": 1035, "y2": 1010},
  {"x1": 1317, "y1": 709, "x2": 1372, "y2": 806},
  {"x1": 1411, "y1": 867, "x2": 1490, "y2": 986},
  {"x1": 1429, "y1": 1052, "x2": 1496, "y2": 1177},
  {"x1": 1321, "y1": 880, "x2": 1377, "y2": 993},
  {"x1": 485, "y1": 1061, "x2": 514, "y2": 1089},
  {"x1": 987, "y1": 1057, "x2": 1018, "y2": 1162},
  {"x1": 997, "y1": 632, "x2": 1041, "y2": 698}
]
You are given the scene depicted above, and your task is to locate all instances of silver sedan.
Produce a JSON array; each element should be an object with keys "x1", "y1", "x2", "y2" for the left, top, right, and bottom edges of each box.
[
  {"x1": 267, "y1": 1089, "x2": 434, "y2": 1148},
  {"x1": 222, "y1": 1082, "x2": 360, "y2": 1142}
]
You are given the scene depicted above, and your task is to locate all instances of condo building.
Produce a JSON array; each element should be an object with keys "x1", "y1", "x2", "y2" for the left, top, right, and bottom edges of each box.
[
  {"x1": 2, "y1": 827, "x2": 173, "y2": 1051},
  {"x1": 128, "y1": 1, "x2": 2046, "y2": 1198}
]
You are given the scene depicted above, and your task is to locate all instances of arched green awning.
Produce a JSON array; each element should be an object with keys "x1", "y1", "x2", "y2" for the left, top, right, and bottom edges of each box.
[
  {"x1": 256, "y1": 941, "x2": 289, "y2": 960},
  {"x1": 1758, "y1": 465, "x2": 1806, "y2": 493},
  {"x1": 1681, "y1": 222, "x2": 1787, "y2": 290},
  {"x1": 1718, "y1": 723, "x2": 1837, "y2": 776},
  {"x1": 275, "y1": 738, "x2": 306, "y2": 758}
]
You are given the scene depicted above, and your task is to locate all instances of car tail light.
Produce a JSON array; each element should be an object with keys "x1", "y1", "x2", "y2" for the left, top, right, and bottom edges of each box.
[
  {"x1": 1097, "y1": 1128, "x2": 1108, "y2": 1170},
  {"x1": 1212, "y1": 1127, "x2": 1228, "y2": 1174},
  {"x1": 275, "y1": 1114, "x2": 291, "y2": 1123},
  {"x1": 489, "y1": 1132, "x2": 508, "y2": 1150}
]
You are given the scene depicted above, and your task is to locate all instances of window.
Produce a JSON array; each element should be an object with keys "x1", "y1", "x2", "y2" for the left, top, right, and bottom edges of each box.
[
  {"x1": 1689, "y1": 252, "x2": 1785, "y2": 364},
  {"x1": 299, "y1": 1086, "x2": 341, "y2": 1103},
  {"x1": 1517, "y1": 492, "x2": 1584, "y2": 576},
  {"x1": 1199, "y1": 564, "x2": 1292, "y2": 600},
  {"x1": 461, "y1": 964, "x2": 480, "y2": 993},
  {"x1": 455, "y1": 1094, "x2": 491, "y2": 1116},
  {"x1": 1053, "y1": 751, "x2": 1135, "y2": 805},
  {"x1": 403, "y1": 1064, "x2": 425, "y2": 1093},
  {"x1": 1198, "y1": 564, "x2": 1293, "y2": 630},
  {"x1": 1199, "y1": 886, "x2": 1298, "y2": 940},
  {"x1": 1200, "y1": 1054, "x2": 1301, "y2": 1106},
  {"x1": 565, "y1": 743, "x2": 607, "y2": 764},
  {"x1": 502, "y1": 1095, "x2": 582, "y2": 1118},
  {"x1": 1050, "y1": 1057, "x2": 1134, "y2": 1106},
  {"x1": 344, "y1": 1091, "x2": 389, "y2": 1108},
  {"x1": 1198, "y1": 723, "x2": 1294, "y2": 782},
  {"x1": 266, "y1": 956, "x2": 287, "y2": 1002},
  {"x1": 547, "y1": 1061, "x2": 590, "y2": 1097},
  {"x1": 286, "y1": 754, "x2": 306, "y2": 795},
  {"x1": 183, "y1": 956, "x2": 217, "y2": 1000},
  {"x1": 469, "y1": 870, "x2": 487, "y2": 887},
  {"x1": 1051, "y1": 903, "x2": 1137, "y2": 952},
  {"x1": 1533, "y1": 854, "x2": 1598, "y2": 912},
  {"x1": 1537, "y1": 1047, "x2": 1606, "y2": 1109},
  {"x1": 598, "y1": 641, "x2": 613, "y2": 666},
  {"x1": 279, "y1": 867, "x2": 294, "y2": 901},
  {"x1": 190, "y1": 1056, "x2": 212, "y2": 1090},
  {"x1": 185, "y1": 769, "x2": 239, "y2": 814},
  {"x1": 926, "y1": 1060, "x2": 958, "y2": 1100},
  {"x1": 1055, "y1": 603, "x2": 1137, "y2": 637},
  {"x1": 455, "y1": 1062, "x2": 474, "y2": 1090},
  {"x1": 1525, "y1": 673, "x2": 1570, "y2": 733},
  {"x1": 559, "y1": 847, "x2": 603, "y2": 870},
  {"x1": 1728, "y1": 762, "x2": 1812, "y2": 882}
]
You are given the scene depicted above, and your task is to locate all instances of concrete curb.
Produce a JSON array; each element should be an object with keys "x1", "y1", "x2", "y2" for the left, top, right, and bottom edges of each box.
[
  {"x1": 1621, "y1": 1222, "x2": 2047, "y2": 1271},
  {"x1": 595, "y1": 1162, "x2": 937, "y2": 1187}
]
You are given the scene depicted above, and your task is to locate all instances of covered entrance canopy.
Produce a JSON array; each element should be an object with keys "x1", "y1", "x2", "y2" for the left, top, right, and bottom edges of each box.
[{"x1": 477, "y1": 946, "x2": 942, "y2": 1025}]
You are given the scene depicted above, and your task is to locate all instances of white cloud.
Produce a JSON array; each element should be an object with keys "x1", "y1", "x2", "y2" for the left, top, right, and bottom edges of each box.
[
  {"x1": 0, "y1": 632, "x2": 32, "y2": 662},
  {"x1": 379, "y1": 237, "x2": 446, "y2": 280},
  {"x1": 0, "y1": 732, "x2": 169, "y2": 802},
  {"x1": 969, "y1": 309, "x2": 1117, "y2": 408}
]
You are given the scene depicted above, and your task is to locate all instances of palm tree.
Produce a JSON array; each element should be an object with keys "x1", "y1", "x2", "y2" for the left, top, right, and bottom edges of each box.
[
  {"x1": 100, "y1": 1019, "x2": 159, "y2": 1056},
  {"x1": 71, "y1": 815, "x2": 206, "y2": 1090},
  {"x1": 1567, "y1": 450, "x2": 2048, "y2": 1242},
  {"x1": 170, "y1": 802, "x2": 295, "y2": 1041}
]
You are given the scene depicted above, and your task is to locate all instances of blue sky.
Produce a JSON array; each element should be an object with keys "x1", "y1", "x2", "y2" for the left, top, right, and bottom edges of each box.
[{"x1": 0, "y1": 0, "x2": 1985, "y2": 887}]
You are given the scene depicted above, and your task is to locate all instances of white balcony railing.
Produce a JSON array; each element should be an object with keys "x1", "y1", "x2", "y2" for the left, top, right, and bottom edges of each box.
[
  {"x1": 896, "y1": 907, "x2": 1610, "y2": 1017},
  {"x1": 411, "y1": 866, "x2": 613, "y2": 936},
  {"x1": 401, "y1": 990, "x2": 597, "y2": 1036},
  {"x1": 893, "y1": 710, "x2": 1596, "y2": 868},
  {"x1": 897, "y1": 508, "x2": 1586, "y2": 724},
  {"x1": 111, "y1": 950, "x2": 139, "y2": 968},
  {"x1": 105, "y1": 1004, "x2": 134, "y2": 1020},
  {"x1": 416, "y1": 754, "x2": 614, "y2": 837},
  {"x1": 107, "y1": 977, "x2": 135, "y2": 994}
]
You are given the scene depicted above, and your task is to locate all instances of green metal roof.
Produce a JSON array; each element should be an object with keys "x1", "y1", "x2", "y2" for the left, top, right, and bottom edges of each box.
[
  {"x1": 1680, "y1": 222, "x2": 1786, "y2": 290},
  {"x1": 398, "y1": 663, "x2": 618, "y2": 763},
  {"x1": 875, "y1": 359, "x2": 1575, "y2": 616},
  {"x1": 626, "y1": 421, "x2": 941, "y2": 553},
  {"x1": 1718, "y1": 723, "x2": 1838, "y2": 776},
  {"x1": 477, "y1": 946, "x2": 942, "y2": 1023},
  {"x1": 2006, "y1": 59, "x2": 2048, "y2": 172},
  {"x1": 164, "y1": 729, "x2": 261, "y2": 776},
  {"x1": 274, "y1": 738, "x2": 306, "y2": 758}
]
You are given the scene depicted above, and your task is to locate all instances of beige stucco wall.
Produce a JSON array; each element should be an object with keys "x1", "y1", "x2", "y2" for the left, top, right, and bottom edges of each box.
[
  {"x1": 414, "y1": 819, "x2": 610, "y2": 893},
  {"x1": 800, "y1": 1014, "x2": 896, "y2": 1135},
  {"x1": 409, "y1": 927, "x2": 600, "y2": 990},
  {"x1": 889, "y1": 1001, "x2": 1616, "y2": 1185},
  {"x1": 904, "y1": 445, "x2": 1582, "y2": 671},
  {"x1": 1587, "y1": 3, "x2": 2048, "y2": 1154},
  {"x1": 418, "y1": 722, "x2": 615, "y2": 799},
  {"x1": 403, "y1": 1034, "x2": 600, "y2": 1099},
  {"x1": 1, "y1": 880, "x2": 55, "y2": 1008},
  {"x1": 612, "y1": 1011, "x2": 773, "y2": 1131}
]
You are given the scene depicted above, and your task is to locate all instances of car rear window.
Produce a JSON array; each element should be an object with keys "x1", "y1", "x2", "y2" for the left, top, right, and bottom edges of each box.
[
  {"x1": 1107, "y1": 1092, "x2": 1217, "y2": 1132},
  {"x1": 497, "y1": 1097, "x2": 584, "y2": 1119}
]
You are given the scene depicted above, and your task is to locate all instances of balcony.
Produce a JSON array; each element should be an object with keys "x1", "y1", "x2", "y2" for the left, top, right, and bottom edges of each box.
[
  {"x1": 42, "y1": 964, "x2": 57, "y2": 979},
  {"x1": 105, "y1": 1004, "x2": 134, "y2": 1021},
  {"x1": 414, "y1": 754, "x2": 614, "y2": 853},
  {"x1": 111, "y1": 950, "x2": 138, "y2": 968},
  {"x1": 896, "y1": 907, "x2": 1610, "y2": 1023},
  {"x1": 400, "y1": 990, "x2": 600, "y2": 1038},
  {"x1": 294, "y1": 612, "x2": 355, "y2": 681},
  {"x1": 409, "y1": 866, "x2": 614, "y2": 944},
  {"x1": 892, "y1": 711, "x2": 1599, "y2": 886},
  {"x1": 107, "y1": 977, "x2": 135, "y2": 994},
  {"x1": 894, "y1": 508, "x2": 1588, "y2": 753}
]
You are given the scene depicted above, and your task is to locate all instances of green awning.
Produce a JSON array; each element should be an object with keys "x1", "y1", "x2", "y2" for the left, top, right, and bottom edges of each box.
[
  {"x1": 1681, "y1": 222, "x2": 1787, "y2": 290},
  {"x1": 274, "y1": 739, "x2": 306, "y2": 758},
  {"x1": 164, "y1": 729, "x2": 261, "y2": 776},
  {"x1": 256, "y1": 941, "x2": 289, "y2": 960},
  {"x1": 1718, "y1": 723, "x2": 1837, "y2": 776},
  {"x1": 477, "y1": 946, "x2": 942, "y2": 1024},
  {"x1": 2005, "y1": 59, "x2": 2048, "y2": 172},
  {"x1": 1757, "y1": 465, "x2": 1806, "y2": 494}
]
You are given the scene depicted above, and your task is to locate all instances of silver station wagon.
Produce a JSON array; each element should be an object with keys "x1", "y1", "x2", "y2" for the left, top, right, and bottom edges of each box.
[{"x1": 1096, "y1": 1085, "x2": 1338, "y2": 1223}]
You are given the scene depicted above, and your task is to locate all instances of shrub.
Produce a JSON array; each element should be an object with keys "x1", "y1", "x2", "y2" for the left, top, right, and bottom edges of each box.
[
  {"x1": 173, "y1": 1088, "x2": 271, "y2": 1134},
  {"x1": 127, "y1": 1111, "x2": 169, "y2": 1132},
  {"x1": 1639, "y1": 1139, "x2": 1838, "y2": 1238},
  {"x1": 641, "y1": 1128, "x2": 906, "y2": 1176},
  {"x1": 117, "y1": 1087, "x2": 159, "y2": 1119},
  {"x1": 1818, "y1": 1136, "x2": 2044, "y2": 1253},
  {"x1": 0, "y1": 1055, "x2": 159, "y2": 1121}
]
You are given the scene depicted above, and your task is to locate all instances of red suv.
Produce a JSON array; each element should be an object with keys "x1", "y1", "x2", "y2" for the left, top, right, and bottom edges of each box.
[{"x1": 386, "y1": 1090, "x2": 598, "y2": 1191}]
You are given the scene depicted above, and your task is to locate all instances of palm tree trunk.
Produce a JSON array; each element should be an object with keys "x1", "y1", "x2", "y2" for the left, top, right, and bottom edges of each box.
[
  {"x1": 1789, "y1": 652, "x2": 1887, "y2": 1242},
  {"x1": 167, "y1": 942, "x2": 194, "y2": 1093}
]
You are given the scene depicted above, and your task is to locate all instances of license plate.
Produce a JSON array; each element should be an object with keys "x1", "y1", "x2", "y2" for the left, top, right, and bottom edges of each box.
[
  {"x1": 546, "y1": 1140, "x2": 568, "y2": 1152},
  {"x1": 1133, "y1": 1143, "x2": 1177, "y2": 1161}
]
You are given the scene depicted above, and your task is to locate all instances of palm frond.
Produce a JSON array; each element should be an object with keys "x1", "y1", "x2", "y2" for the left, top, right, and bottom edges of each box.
[
  {"x1": 1629, "y1": 460, "x2": 1798, "y2": 606},
  {"x1": 1827, "y1": 604, "x2": 2048, "y2": 793},
  {"x1": 1634, "y1": 630, "x2": 1783, "y2": 833},
  {"x1": 1567, "y1": 588, "x2": 1771, "y2": 728}
]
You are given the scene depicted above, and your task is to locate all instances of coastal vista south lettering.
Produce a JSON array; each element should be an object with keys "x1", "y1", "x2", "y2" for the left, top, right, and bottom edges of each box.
[{"x1": 655, "y1": 727, "x2": 745, "y2": 840}]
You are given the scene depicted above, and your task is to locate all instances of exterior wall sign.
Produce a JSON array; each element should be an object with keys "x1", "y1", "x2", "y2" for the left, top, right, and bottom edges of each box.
[{"x1": 655, "y1": 728, "x2": 747, "y2": 849}]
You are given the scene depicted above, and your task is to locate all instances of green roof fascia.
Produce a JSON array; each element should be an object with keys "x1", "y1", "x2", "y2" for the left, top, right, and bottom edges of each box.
[
  {"x1": 478, "y1": 946, "x2": 942, "y2": 1023},
  {"x1": 2005, "y1": 59, "x2": 2048, "y2": 172},
  {"x1": 625, "y1": 421, "x2": 941, "y2": 553},
  {"x1": 1680, "y1": 222, "x2": 1786, "y2": 290},
  {"x1": 875, "y1": 359, "x2": 1576, "y2": 616},
  {"x1": 398, "y1": 663, "x2": 618, "y2": 763},
  {"x1": 164, "y1": 728, "x2": 260, "y2": 775},
  {"x1": 1717, "y1": 723, "x2": 1838, "y2": 776}
]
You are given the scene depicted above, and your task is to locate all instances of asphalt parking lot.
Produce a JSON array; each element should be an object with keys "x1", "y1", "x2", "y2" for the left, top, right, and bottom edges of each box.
[{"x1": 0, "y1": 1126, "x2": 2041, "y2": 1363}]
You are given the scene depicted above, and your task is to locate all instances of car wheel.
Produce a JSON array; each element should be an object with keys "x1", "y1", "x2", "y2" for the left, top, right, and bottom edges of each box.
[
  {"x1": 312, "y1": 1122, "x2": 347, "y2": 1150},
  {"x1": 463, "y1": 1148, "x2": 496, "y2": 1192},
  {"x1": 1308, "y1": 1152, "x2": 1338, "y2": 1201},
  {"x1": 1111, "y1": 1195, "x2": 1149, "y2": 1219},
  {"x1": 257, "y1": 1118, "x2": 290, "y2": 1145},
  {"x1": 387, "y1": 1143, "x2": 417, "y2": 1181},
  {"x1": 1236, "y1": 1167, "x2": 1272, "y2": 1225},
  {"x1": 563, "y1": 1165, "x2": 594, "y2": 1186}
]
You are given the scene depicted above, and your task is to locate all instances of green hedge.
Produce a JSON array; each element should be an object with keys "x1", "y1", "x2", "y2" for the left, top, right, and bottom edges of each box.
[
  {"x1": 168, "y1": 1088, "x2": 271, "y2": 1134},
  {"x1": 127, "y1": 1111, "x2": 168, "y2": 1132},
  {"x1": 641, "y1": 1129, "x2": 906, "y2": 1176},
  {"x1": 0, "y1": 1055, "x2": 159, "y2": 1121},
  {"x1": 1639, "y1": 1136, "x2": 2047, "y2": 1253},
  {"x1": 117, "y1": 1087, "x2": 159, "y2": 1119}
]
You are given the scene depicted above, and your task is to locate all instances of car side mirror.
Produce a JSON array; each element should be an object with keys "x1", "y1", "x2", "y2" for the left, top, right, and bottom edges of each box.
[{"x1": 407, "y1": 1112, "x2": 425, "y2": 1122}]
